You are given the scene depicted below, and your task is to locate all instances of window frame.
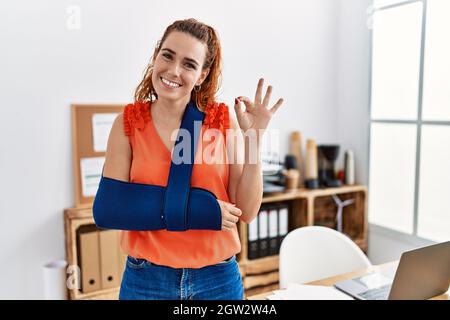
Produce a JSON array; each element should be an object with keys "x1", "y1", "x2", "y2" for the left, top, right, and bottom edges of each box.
[{"x1": 368, "y1": 0, "x2": 450, "y2": 241}]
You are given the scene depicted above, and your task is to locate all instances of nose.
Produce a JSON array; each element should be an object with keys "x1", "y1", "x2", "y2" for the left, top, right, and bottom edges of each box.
[{"x1": 167, "y1": 62, "x2": 182, "y2": 78}]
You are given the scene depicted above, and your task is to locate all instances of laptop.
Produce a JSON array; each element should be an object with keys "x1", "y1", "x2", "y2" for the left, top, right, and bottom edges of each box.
[{"x1": 334, "y1": 241, "x2": 450, "y2": 300}]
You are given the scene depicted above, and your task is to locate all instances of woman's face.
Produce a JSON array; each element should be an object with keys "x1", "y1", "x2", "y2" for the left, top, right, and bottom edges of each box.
[{"x1": 152, "y1": 31, "x2": 209, "y2": 103}]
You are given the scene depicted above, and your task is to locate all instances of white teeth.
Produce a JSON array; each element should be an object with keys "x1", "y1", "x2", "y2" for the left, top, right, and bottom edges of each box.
[{"x1": 161, "y1": 77, "x2": 181, "y2": 88}]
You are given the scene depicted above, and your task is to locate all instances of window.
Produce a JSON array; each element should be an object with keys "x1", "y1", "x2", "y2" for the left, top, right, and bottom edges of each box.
[
  {"x1": 373, "y1": 0, "x2": 414, "y2": 8},
  {"x1": 369, "y1": 0, "x2": 450, "y2": 242},
  {"x1": 369, "y1": 123, "x2": 417, "y2": 234},
  {"x1": 422, "y1": 0, "x2": 450, "y2": 121}
]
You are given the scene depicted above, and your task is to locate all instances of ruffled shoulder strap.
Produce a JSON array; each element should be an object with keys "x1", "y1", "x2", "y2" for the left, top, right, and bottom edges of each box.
[
  {"x1": 123, "y1": 101, "x2": 151, "y2": 136},
  {"x1": 203, "y1": 101, "x2": 230, "y2": 136}
]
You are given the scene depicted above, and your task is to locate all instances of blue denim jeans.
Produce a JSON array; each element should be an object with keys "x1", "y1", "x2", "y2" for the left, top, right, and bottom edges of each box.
[{"x1": 119, "y1": 255, "x2": 244, "y2": 300}]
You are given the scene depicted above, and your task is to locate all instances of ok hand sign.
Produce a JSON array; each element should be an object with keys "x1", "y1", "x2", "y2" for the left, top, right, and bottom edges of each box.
[{"x1": 234, "y1": 78, "x2": 284, "y2": 133}]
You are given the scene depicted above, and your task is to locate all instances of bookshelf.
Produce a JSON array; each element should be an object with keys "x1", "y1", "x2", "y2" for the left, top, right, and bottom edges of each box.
[
  {"x1": 64, "y1": 184, "x2": 368, "y2": 300},
  {"x1": 64, "y1": 208, "x2": 126, "y2": 300},
  {"x1": 238, "y1": 184, "x2": 368, "y2": 298}
]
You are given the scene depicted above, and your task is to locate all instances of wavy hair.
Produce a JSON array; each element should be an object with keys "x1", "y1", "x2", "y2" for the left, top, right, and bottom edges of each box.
[{"x1": 134, "y1": 18, "x2": 222, "y2": 110}]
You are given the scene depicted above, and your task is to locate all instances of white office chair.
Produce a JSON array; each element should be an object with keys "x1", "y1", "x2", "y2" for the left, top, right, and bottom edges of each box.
[{"x1": 279, "y1": 226, "x2": 371, "y2": 289}]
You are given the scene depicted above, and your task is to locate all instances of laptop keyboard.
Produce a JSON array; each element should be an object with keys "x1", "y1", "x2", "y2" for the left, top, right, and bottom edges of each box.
[{"x1": 358, "y1": 284, "x2": 391, "y2": 300}]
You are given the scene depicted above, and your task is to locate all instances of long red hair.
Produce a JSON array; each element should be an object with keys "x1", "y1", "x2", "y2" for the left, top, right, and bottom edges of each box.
[{"x1": 134, "y1": 18, "x2": 222, "y2": 110}]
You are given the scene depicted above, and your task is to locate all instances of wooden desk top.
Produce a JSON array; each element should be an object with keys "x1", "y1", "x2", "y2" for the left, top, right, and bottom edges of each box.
[{"x1": 247, "y1": 261, "x2": 449, "y2": 300}]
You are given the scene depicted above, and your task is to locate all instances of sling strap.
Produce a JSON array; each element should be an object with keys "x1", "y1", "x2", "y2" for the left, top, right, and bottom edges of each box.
[
  {"x1": 93, "y1": 101, "x2": 222, "y2": 231},
  {"x1": 163, "y1": 100, "x2": 204, "y2": 231}
]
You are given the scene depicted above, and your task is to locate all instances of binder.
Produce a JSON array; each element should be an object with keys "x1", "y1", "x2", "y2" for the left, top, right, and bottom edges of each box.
[
  {"x1": 247, "y1": 213, "x2": 259, "y2": 260},
  {"x1": 278, "y1": 205, "x2": 289, "y2": 251},
  {"x1": 79, "y1": 230, "x2": 101, "y2": 293},
  {"x1": 258, "y1": 208, "x2": 269, "y2": 258},
  {"x1": 99, "y1": 230, "x2": 120, "y2": 289},
  {"x1": 268, "y1": 206, "x2": 279, "y2": 256}
]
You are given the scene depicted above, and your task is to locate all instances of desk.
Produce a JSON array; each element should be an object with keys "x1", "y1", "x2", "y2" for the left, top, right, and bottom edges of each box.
[{"x1": 247, "y1": 261, "x2": 449, "y2": 300}]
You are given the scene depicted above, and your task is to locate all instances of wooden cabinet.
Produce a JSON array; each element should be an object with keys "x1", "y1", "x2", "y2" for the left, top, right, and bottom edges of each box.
[
  {"x1": 64, "y1": 185, "x2": 368, "y2": 300},
  {"x1": 64, "y1": 208, "x2": 123, "y2": 300},
  {"x1": 237, "y1": 185, "x2": 368, "y2": 298}
]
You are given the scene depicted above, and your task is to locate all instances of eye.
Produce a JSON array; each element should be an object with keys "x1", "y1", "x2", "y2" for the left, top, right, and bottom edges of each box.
[
  {"x1": 162, "y1": 53, "x2": 172, "y2": 60},
  {"x1": 185, "y1": 63, "x2": 196, "y2": 70}
]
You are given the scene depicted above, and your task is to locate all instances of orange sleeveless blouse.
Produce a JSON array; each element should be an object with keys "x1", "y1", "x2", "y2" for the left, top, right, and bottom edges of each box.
[{"x1": 119, "y1": 101, "x2": 241, "y2": 268}]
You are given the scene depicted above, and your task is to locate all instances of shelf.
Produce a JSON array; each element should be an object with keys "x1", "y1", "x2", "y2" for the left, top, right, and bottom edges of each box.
[
  {"x1": 244, "y1": 283, "x2": 279, "y2": 299},
  {"x1": 239, "y1": 255, "x2": 279, "y2": 275},
  {"x1": 354, "y1": 238, "x2": 368, "y2": 252},
  {"x1": 262, "y1": 192, "x2": 302, "y2": 204},
  {"x1": 244, "y1": 271, "x2": 279, "y2": 290},
  {"x1": 64, "y1": 185, "x2": 368, "y2": 299},
  {"x1": 77, "y1": 287, "x2": 119, "y2": 300},
  {"x1": 240, "y1": 185, "x2": 368, "y2": 294},
  {"x1": 64, "y1": 208, "x2": 126, "y2": 300},
  {"x1": 262, "y1": 185, "x2": 367, "y2": 203}
]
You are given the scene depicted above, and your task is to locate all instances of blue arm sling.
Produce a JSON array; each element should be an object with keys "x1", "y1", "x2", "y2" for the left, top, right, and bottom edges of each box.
[{"x1": 92, "y1": 101, "x2": 222, "y2": 231}]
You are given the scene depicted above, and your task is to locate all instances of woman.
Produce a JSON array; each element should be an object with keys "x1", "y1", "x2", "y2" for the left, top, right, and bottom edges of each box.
[{"x1": 103, "y1": 18, "x2": 283, "y2": 300}]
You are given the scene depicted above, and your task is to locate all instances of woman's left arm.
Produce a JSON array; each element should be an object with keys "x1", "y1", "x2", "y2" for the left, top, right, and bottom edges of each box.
[
  {"x1": 227, "y1": 78, "x2": 284, "y2": 224},
  {"x1": 227, "y1": 113, "x2": 261, "y2": 224}
]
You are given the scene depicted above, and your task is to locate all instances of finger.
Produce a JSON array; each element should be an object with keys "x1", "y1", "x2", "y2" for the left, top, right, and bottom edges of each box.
[
  {"x1": 234, "y1": 98, "x2": 244, "y2": 117},
  {"x1": 223, "y1": 201, "x2": 237, "y2": 210},
  {"x1": 224, "y1": 205, "x2": 241, "y2": 220},
  {"x1": 224, "y1": 218, "x2": 238, "y2": 226},
  {"x1": 254, "y1": 78, "x2": 264, "y2": 104},
  {"x1": 222, "y1": 222, "x2": 235, "y2": 230},
  {"x1": 238, "y1": 96, "x2": 254, "y2": 112},
  {"x1": 229, "y1": 206, "x2": 242, "y2": 217},
  {"x1": 262, "y1": 85, "x2": 273, "y2": 107},
  {"x1": 225, "y1": 213, "x2": 239, "y2": 224},
  {"x1": 224, "y1": 202, "x2": 241, "y2": 216},
  {"x1": 270, "y1": 98, "x2": 284, "y2": 114},
  {"x1": 221, "y1": 224, "x2": 231, "y2": 231}
]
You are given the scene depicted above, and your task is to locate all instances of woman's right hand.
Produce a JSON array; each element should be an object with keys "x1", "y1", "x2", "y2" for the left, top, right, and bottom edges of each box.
[{"x1": 217, "y1": 200, "x2": 242, "y2": 231}]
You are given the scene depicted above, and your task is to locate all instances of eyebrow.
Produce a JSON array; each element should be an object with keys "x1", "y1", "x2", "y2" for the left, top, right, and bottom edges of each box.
[{"x1": 161, "y1": 48, "x2": 199, "y2": 66}]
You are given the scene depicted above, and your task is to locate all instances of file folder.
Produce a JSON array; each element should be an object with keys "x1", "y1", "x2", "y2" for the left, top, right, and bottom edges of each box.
[
  {"x1": 268, "y1": 206, "x2": 279, "y2": 256},
  {"x1": 79, "y1": 230, "x2": 101, "y2": 293},
  {"x1": 258, "y1": 208, "x2": 269, "y2": 258},
  {"x1": 248, "y1": 213, "x2": 259, "y2": 260},
  {"x1": 278, "y1": 205, "x2": 289, "y2": 250},
  {"x1": 99, "y1": 230, "x2": 120, "y2": 289}
]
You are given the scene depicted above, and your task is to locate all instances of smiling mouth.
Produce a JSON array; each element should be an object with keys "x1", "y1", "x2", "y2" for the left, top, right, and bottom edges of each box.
[{"x1": 160, "y1": 77, "x2": 182, "y2": 88}]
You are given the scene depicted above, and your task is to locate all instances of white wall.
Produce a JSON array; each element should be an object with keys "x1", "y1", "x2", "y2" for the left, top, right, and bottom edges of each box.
[
  {"x1": 335, "y1": 0, "x2": 371, "y2": 184},
  {"x1": 0, "y1": 0, "x2": 341, "y2": 299},
  {"x1": 368, "y1": 225, "x2": 436, "y2": 264}
]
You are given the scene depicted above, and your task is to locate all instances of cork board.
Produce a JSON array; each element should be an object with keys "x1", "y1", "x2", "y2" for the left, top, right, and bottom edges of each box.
[{"x1": 71, "y1": 104, "x2": 125, "y2": 208}]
